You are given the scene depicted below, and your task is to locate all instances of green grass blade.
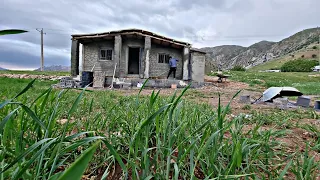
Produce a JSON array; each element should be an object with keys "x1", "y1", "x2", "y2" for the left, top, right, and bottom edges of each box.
[
  {"x1": 131, "y1": 103, "x2": 172, "y2": 144},
  {"x1": 144, "y1": 175, "x2": 154, "y2": 180},
  {"x1": 138, "y1": 78, "x2": 149, "y2": 96},
  {"x1": 198, "y1": 131, "x2": 220, "y2": 158},
  {"x1": 101, "y1": 139, "x2": 127, "y2": 173},
  {"x1": 174, "y1": 163, "x2": 179, "y2": 180},
  {"x1": 20, "y1": 104, "x2": 47, "y2": 130},
  {"x1": 48, "y1": 172, "x2": 63, "y2": 180},
  {"x1": 0, "y1": 29, "x2": 28, "y2": 35},
  {"x1": 30, "y1": 87, "x2": 52, "y2": 107},
  {"x1": 57, "y1": 140, "x2": 101, "y2": 180},
  {"x1": 89, "y1": 98, "x2": 94, "y2": 114},
  {"x1": 68, "y1": 88, "x2": 86, "y2": 118},
  {"x1": 0, "y1": 107, "x2": 19, "y2": 134},
  {"x1": 13, "y1": 79, "x2": 36, "y2": 99},
  {"x1": 65, "y1": 131, "x2": 97, "y2": 141},
  {"x1": 61, "y1": 136, "x2": 105, "y2": 154},
  {"x1": 278, "y1": 160, "x2": 293, "y2": 180},
  {"x1": 13, "y1": 138, "x2": 58, "y2": 180},
  {"x1": 39, "y1": 87, "x2": 52, "y2": 116},
  {"x1": 49, "y1": 86, "x2": 88, "y2": 178},
  {"x1": 0, "y1": 138, "x2": 54, "y2": 174},
  {"x1": 0, "y1": 79, "x2": 36, "y2": 109}
]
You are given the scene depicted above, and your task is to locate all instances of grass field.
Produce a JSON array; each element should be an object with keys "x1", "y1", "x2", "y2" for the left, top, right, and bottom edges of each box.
[
  {"x1": 0, "y1": 75, "x2": 320, "y2": 179},
  {"x1": 0, "y1": 70, "x2": 69, "y2": 76},
  {"x1": 228, "y1": 71, "x2": 320, "y2": 95}
]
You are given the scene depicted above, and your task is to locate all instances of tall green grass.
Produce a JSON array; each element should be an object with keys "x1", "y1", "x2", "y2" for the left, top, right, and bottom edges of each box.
[
  {"x1": 227, "y1": 71, "x2": 320, "y2": 95},
  {"x1": 0, "y1": 78, "x2": 319, "y2": 179}
]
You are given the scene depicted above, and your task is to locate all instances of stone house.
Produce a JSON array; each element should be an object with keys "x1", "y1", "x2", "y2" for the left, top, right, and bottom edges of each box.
[{"x1": 70, "y1": 29, "x2": 206, "y2": 88}]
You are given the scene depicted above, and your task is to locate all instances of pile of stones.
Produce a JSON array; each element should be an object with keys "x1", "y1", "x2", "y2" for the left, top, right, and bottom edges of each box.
[{"x1": 52, "y1": 77, "x2": 82, "y2": 89}]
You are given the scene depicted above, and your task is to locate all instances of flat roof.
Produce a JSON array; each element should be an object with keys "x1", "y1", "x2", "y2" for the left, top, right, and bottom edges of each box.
[{"x1": 71, "y1": 28, "x2": 191, "y2": 47}]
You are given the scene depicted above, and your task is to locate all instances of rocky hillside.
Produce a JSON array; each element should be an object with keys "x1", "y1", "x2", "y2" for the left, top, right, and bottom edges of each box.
[
  {"x1": 201, "y1": 45, "x2": 246, "y2": 71},
  {"x1": 202, "y1": 27, "x2": 320, "y2": 71},
  {"x1": 34, "y1": 65, "x2": 70, "y2": 72},
  {"x1": 228, "y1": 41, "x2": 276, "y2": 69}
]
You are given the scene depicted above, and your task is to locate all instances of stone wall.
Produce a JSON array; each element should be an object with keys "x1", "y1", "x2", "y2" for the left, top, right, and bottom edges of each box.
[
  {"x1": 191, "y1": 52, "x2": 205, "y2": 82},
  {"x1": 149, "y1": 44, "x2": 183, "y2": 79},
  {"x1": 82, "y1": 40, "x2": 115, "y2": 76},
  {"x1": 82, "y1": 37, "x2": 189, "y2": 80}
]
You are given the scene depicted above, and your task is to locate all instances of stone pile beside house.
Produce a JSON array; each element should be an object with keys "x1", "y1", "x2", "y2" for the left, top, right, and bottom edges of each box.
[{"x1": 0, "y1": 73, "x2": 63, "y2": 80}]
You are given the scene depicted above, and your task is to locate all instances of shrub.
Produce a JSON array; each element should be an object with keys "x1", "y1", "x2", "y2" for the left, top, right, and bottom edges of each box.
[
  {"x1": 231, "y1": 65, "x2": 246, "y2": 71},
  {"x1": 312, "y1": 54, "x2": 317, "y2": 58},
  {"x1": 312, "y1": 46, "x2": 318, "y2": 49},
  {"x1": 280, "y1": 59, "x2": 318, "y2": 72}
]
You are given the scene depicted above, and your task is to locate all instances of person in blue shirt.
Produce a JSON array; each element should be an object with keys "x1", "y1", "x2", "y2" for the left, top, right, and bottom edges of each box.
[{"x1": 167, "y1": 56, "x2": 178, "y2": 79}]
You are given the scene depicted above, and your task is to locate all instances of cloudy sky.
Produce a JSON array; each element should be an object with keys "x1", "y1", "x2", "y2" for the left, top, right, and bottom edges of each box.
[{"x1": 0, "y1": 0, "x2": 319, "y2": 70}]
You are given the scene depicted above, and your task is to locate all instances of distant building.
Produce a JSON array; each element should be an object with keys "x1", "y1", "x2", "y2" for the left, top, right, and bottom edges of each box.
[{"x1": 70, "y1": 29, "x2": 206, "y2": 87}]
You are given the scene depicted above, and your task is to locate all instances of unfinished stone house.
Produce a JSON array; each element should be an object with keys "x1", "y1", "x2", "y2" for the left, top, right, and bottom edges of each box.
[{"x1": 70, "y1": 29, "x2": 206, "y2": 88}]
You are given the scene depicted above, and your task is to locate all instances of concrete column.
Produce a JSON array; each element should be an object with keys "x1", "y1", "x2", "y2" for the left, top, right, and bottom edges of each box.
[
  {"x1": 71, "y1": 39, "x2": 79, "y2": 76},
  {"x1": 182, "y1": 47, "x2": 190, "y2": 80},
  {"x1": 144, "y1": 36, "x2": 151, "y2": 79},
  {"x1": 114, "y1": 35, "x2": 122, "y2": 77}
]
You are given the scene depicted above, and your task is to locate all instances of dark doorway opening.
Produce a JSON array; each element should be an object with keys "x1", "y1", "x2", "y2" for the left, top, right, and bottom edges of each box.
[{"x1": 128, "y1": 47, "x2": 140, "y2": 74}]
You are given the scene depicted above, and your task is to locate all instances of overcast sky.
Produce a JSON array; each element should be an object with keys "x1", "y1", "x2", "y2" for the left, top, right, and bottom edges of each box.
[{"x1": 0, "y1": 0, "x2": 319, "y2": 70}]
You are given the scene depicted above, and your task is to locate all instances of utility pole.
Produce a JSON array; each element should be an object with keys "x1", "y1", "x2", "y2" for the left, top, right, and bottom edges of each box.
[{"x1": 36, "y1": 28, "x2": 46, "y2": 71}]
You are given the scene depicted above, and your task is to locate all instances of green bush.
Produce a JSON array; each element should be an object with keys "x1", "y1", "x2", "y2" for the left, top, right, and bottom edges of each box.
[
  {"x1": 312, "y1": 46, "x2": 318, "y2": 49},
  {"x1": 280, "y1": 59, "x2": 318, "y2": 72},
  {"x1": 231, "y1": 65, "x2": 246, "y2": 71}
]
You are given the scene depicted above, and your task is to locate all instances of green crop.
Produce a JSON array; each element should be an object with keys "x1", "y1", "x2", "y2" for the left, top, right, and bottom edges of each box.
[{"x1": 0, "y1": 78, "x2": 319, "y2": 179}]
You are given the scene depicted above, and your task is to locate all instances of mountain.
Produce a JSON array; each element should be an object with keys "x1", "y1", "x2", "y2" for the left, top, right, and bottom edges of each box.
[
  {"x1": 0, "y1": 67, "x2": 8, "y2": 70},
  {"x1": 202, "y1": 27, "x2": 320, "y2": 71},
  {"x1": 34, "y1": 65, "x2": 70, "y2": 72},
  {"x1": 201, "y1": 45, "x2": 246, "y2": 71},
  {"x1": 228, "y1": 41, "x2": 276, "y2": 69}
]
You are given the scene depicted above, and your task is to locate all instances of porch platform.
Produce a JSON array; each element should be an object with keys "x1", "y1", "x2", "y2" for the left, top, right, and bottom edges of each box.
[{"x1": 104, "y1": 77, "x2": 204, "y2": 89}]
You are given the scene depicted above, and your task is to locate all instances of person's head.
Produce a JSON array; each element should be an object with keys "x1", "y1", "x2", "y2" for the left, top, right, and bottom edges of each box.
[{"x1": 169, "y1": 56, "x2": 172, "y2": 59}]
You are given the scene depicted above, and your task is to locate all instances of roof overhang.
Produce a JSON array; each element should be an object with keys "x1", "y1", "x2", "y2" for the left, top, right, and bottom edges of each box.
[{"x1": 71, "y1": 28, "x2": 191, "y2": 48}]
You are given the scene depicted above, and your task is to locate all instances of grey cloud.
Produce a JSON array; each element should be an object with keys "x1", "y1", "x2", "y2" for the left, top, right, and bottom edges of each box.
[{"x1": 0, "y1": 0, "x2": 319, "y2": 69}]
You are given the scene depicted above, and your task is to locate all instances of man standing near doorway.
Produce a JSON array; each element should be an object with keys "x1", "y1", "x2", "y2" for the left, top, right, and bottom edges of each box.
[{"x1": 167, "y1": 56, "x2": 178, "y2": 79}]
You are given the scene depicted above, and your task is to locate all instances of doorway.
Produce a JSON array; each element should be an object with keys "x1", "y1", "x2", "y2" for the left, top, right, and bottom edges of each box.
[{"x1": 128, "y1": 47, "x2": 140, "y2": 74}]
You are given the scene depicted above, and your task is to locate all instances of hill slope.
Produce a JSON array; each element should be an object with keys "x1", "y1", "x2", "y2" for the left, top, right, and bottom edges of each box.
[
  {"x1": 201, "y1": 45, "x2": 246, "y2": 70},
  {"x1": 202, "y1": 27, "x2": 320, "y2": 71}
]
